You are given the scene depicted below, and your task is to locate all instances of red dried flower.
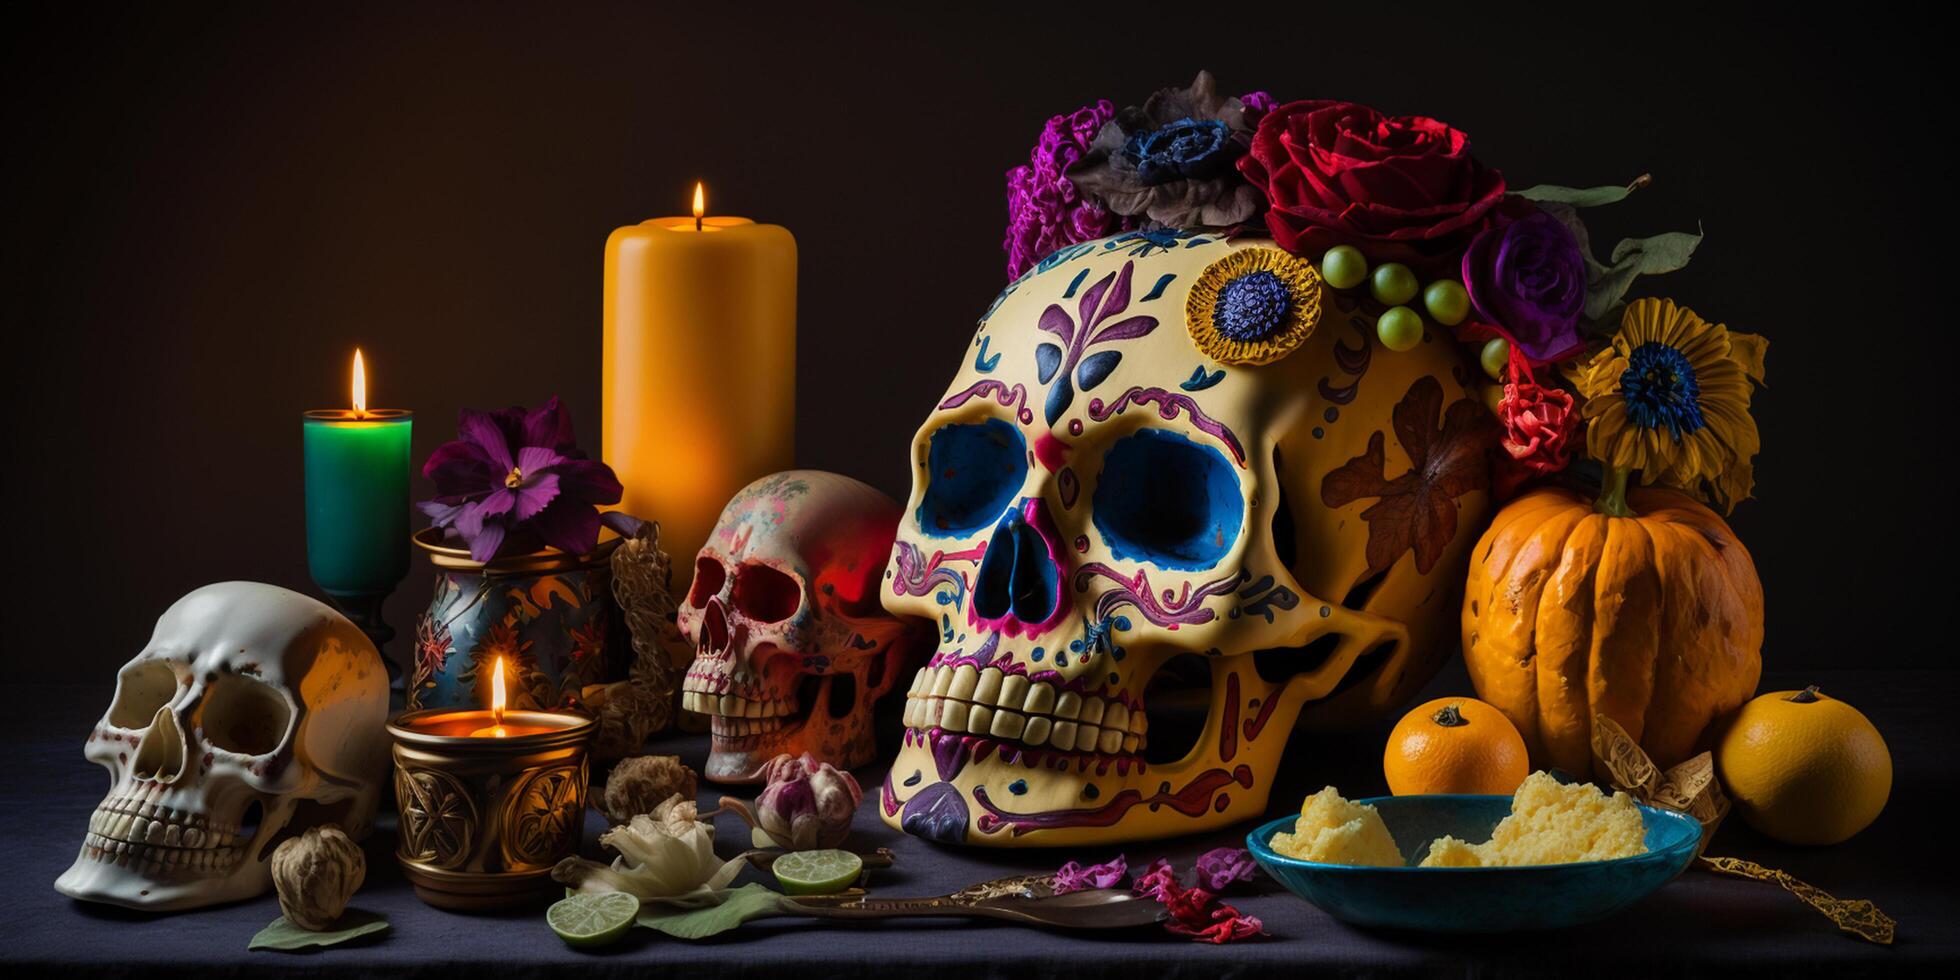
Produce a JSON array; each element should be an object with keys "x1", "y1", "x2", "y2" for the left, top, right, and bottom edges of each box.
[{"x1": 1499, "y1": 379, "x2": 1579, "y2": 476}]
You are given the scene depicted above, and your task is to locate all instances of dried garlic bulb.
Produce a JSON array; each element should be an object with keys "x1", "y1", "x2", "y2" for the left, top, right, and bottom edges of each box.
[{"x1": 270, "y1": 825, "x2": 365, "y2": 930}]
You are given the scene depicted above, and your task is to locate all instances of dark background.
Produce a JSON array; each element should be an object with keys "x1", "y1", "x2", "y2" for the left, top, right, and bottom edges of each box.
[{"x1": 4, "y1": 3, "x2": 1945, "y2": 683}]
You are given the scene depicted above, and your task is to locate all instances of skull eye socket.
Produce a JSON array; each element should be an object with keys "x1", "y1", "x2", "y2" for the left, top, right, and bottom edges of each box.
[
  {"x1": 1092, "y1": 429, "x2": 1242, "y2": 569},
  {"x1": 918, "y1": 419, "x2": 1028, "y2": 536},
  {"x1": 191, "y1": 674, "x2": 291, "y2": 756},
  {"x1": 733, "y1": 563, "x2": 801, "y2": 623},
  {"x1": 108, "y1": 659, "x2": 180, "y2": 729},
  {"x1": 687, "y1": 556, "x2": 727, "y2": 608}
]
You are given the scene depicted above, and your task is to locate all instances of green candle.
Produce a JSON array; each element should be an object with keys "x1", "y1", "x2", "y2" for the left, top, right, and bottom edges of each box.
[{"x1": 302, "y1": 352, "x2": 412, "y2": 601}]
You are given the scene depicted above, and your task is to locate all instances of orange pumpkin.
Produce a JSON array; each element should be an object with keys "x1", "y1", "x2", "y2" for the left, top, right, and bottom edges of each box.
[{"x1": 1461, "y1": 485, "x2": 1763, "y2": 776}]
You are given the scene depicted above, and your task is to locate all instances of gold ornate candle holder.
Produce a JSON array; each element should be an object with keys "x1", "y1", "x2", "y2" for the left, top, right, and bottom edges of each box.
[{"x1": 387, "y1": 708, "x2": 595, "y2": 910}]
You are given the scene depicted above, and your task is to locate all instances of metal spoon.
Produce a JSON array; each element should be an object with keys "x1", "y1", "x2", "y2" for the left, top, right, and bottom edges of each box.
[{"x1": 784, "y1": 886, "x2": 1165, "y2": 930}]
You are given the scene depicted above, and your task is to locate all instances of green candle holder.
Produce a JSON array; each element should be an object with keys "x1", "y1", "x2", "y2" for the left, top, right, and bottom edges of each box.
[{"x1": 303, "y1": 408, "x2": 413, "y2": 692}]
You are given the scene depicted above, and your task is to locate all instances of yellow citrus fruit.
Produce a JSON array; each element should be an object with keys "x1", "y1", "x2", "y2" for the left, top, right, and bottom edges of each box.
[
  {"x1": 1715, "y1": 686, "x2": 1891, "y2": 845},
  {"x1": 1384, "y1": 697, "x2": 1529, "y2": 795}
]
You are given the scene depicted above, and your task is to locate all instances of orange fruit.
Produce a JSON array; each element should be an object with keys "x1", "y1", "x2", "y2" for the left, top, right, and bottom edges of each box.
[
  {"x1": 1716, "y1": 686, "x2": 1891, "y2": 845},
  {"x1": 1384, "y1": 697, "x2": 1529, "y2": 795}
]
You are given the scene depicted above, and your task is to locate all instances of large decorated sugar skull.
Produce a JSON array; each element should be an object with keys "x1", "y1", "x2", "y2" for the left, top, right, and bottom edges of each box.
[
  {"x1": 679, "y1": 471, "x2": 932, "y2": 783},
  {"x1": 56, "y1": 582, "x2": 389, "y2": 909},
  {"x1": 879, "y1": 233, "x2": 1495, "y2": 846}
]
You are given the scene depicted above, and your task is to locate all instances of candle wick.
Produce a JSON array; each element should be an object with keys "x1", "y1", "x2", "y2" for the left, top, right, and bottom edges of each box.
[{"x1": 695, "y1": 214, "x2": 703, "y2": 232}]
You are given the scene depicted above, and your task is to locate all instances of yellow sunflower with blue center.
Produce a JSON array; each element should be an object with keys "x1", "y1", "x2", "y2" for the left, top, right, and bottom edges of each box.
[
  {"x1": 1578, "y1": 297, "x2": 1767, "y2": 514},
  {"x1": 1185, "y1": 247, "x2": 1322, "y2": 365}
]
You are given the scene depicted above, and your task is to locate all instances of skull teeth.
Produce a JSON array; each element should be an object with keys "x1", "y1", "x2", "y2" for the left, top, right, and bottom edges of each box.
[
  {"x1": 87, "y1": 793, "x2": 241, "y2": 848},
  {"x1": 82, "y1": 831, "x2": 245, "y2": 874},
  {"x1": 680, "y1": 690, "x2": 796, "y2": 720},
  {"x1": 903, "y1": 664, "x2": 1147, "y2": 756},
  {"x1": 706, "y1": 714, "x2": 789, "y2": 738}
]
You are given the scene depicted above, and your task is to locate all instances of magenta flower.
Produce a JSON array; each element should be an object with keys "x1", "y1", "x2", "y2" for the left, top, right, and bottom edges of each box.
[
  {"x1": 1052, "y1": 854, "x2": 1128, "y2": 894},
  {"x1": 418, "y1": 397, "x2": 624, "y2": 562},
  {"x1": 1192, "y1": 846, "x2": 1257, "y2": 891},
  {"x1": 1003, "y1": 97, "x2": 1129, "y2": 280}
]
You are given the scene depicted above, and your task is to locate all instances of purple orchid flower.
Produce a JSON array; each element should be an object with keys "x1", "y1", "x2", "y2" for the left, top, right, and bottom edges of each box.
[{"x1": 418, "y1": 397, "x2": 626, "y2": 562}]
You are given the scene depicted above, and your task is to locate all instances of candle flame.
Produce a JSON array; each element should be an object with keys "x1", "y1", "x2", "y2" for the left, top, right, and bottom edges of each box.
[
  {"x1": 490, "y1": 655, "x2": 506, "y2": 731},
  {"x1": 351, "y1": 348, "x2": 368, "y2": 418},
  {"x1": 692, "y1": 181, "x2": 706, "y2": 220}
]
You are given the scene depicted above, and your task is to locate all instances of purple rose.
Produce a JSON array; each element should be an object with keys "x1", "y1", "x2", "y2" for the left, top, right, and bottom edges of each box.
[{"x1": 1461, "y1": 209, "x2": 1587, "y2": 364}]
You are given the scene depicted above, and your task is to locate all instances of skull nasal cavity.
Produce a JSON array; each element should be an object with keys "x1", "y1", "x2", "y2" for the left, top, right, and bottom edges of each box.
[
  {"x1": 733, "y1": 564, "x2": 800, "y2": 623},
  {"x1": 973, "y1": 505, "x2": 1060, "y2": 625},
  {"x1": 131, "y1": 705, "x2": 187, "y2": 783},
  {"x1": 702, "y1": 599, "x2": 729, "y2": 654}
]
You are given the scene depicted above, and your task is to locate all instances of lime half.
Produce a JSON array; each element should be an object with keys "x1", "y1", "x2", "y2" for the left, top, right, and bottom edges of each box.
[
  {"x1": 548, "y1": 891, "x2": 640, "y2": 948},
  {"x1": 772, "y1": 849, "x2": 864, "y2": 895}
]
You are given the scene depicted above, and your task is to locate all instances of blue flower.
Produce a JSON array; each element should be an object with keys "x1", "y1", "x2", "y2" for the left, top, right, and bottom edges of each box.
[
  {"x1": 1067, "y1": 72, "x2": 1264, "y2": 230},
  {"x1": 1124, "y1": 117, "x2": 1239, "y2": 185},
  {"x1": 1618, "y1": 341, "x2": 1707, "y2": 439}
]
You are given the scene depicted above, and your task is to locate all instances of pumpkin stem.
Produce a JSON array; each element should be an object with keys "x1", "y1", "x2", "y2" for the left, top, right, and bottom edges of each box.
[
  {"x1": 1788, "y1": 685, "x2": 1822, "y2": 704},
  {"x1": 1432, "y1": 703, "x2": 1468, "y2": 727},
  {"x1": 1594, "y1": 466, "x2": 1636, "y2": 518}
]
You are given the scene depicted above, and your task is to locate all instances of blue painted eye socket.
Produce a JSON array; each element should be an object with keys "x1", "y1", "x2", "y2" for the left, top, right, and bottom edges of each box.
[
  {"x1": 1092, "y1": 429, "x2": 1241, "y2": 569},
  {"x1": 918, "y1": 419, "x2": 1028, "y2": 537}
]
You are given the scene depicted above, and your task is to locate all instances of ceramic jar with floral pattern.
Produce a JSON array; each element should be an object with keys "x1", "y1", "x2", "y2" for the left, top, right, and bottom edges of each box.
[{"x1": 409, "y1": 528, "x2": 626, "y2": 712}]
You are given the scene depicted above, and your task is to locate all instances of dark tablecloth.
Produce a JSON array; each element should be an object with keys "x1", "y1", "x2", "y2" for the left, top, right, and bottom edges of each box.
[{"x1": 4, "y1": 667, "x2": 1955, "y2": 977}]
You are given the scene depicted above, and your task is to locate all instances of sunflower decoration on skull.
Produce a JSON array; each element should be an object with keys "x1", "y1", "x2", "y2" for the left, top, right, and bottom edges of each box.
[
  {"x1": 1185, "y1": 247, "x2": 1323, "y2": 365},
  {"x1": 1577, "y1": 297, "x2": 1767, "y2": 515}
]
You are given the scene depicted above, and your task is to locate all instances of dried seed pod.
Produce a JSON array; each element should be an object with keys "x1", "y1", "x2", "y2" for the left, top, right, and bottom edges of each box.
[
  {"x1": 269, "y1": 825, "x2": 365, "y2": 930},
  {"x1": 602, "y1": 755, "x2": 699, "y2": 824}
]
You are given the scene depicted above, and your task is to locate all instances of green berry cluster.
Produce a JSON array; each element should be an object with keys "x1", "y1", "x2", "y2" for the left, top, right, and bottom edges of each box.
[{"x1": 1318, "y1": 245, "x2": 1470, "y2": 354}]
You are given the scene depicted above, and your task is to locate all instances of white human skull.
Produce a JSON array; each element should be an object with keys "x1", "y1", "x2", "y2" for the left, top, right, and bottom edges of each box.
[
  {"x1": 55, "y1": 582, "x2": 389, "y2": 910},
  {"x1": 678, "y1": 471, "x2": 931, "y2": 783},
  {"x1": 879, "y1": 233, "x2": 1493, "y2": 846}
]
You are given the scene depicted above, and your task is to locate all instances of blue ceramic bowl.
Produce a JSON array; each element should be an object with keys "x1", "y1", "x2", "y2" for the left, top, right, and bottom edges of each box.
[{"x1": 1246, "y1": 794, "x2": 1701, "y2": 933}]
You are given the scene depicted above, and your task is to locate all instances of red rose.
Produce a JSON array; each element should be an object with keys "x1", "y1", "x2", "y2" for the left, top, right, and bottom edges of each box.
[{"x1": 1238, "y1": 100, "x2": 1506, "y2": 269}]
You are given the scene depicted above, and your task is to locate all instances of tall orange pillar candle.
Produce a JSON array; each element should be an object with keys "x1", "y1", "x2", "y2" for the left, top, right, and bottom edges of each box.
[{"x1": 602, "y1": 182, "x2": 796, "y2": 600}]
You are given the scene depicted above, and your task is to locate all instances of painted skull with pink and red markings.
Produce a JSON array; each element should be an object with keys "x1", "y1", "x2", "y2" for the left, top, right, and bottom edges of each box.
[
  {"x1": 880, "y1": 232, "x2": 1496, "y2": 846},
  {"x1": 680, "y1": 470, "x2": 932, "y2": 784}
]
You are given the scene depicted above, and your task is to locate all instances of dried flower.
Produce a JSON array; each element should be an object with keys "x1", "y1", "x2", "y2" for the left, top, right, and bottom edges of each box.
[
  {"x1": 1130, "y1": 856, "x2": 1264, "y2": 943},
  {"x1": 754, "y1": 752, "x2": 862, "y2": 851},
  {"x1": 418, "y1": 397, "x2": 627, "y2": 562},
  {"x1": 601, "y1": 755, "x2": 699, "y2": 825},
  {"x1": 1052, "y1": 854, "x2": 1128, "y2": 894},
  {"x1": 1192, "y1": 846, "x2": 1257, "y2": 891},
  {"x1": 1068, "y1": 71, "x2": 1264, "y2": 230},
  {"x1": 1004, "y1": 98, "x2": 1127, "y2": 280},
  {"x1": 1577, "y1": 298, "x2": 1766, "y2": 513},
  {"x1": 269, "y1": 825, "x2": 365, "y2": 930},
  {"x1": 552, "y1": 794, "x2": 744, "y2": 904}
]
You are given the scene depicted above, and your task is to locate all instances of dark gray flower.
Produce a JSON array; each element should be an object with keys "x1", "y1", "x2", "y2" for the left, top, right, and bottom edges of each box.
[{"x1": 1067, "y1": 71, "x2": 1264, "y2": 230}]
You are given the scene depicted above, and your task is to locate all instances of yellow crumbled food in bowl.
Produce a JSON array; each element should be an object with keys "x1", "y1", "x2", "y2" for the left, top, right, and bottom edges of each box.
[
  {"x1": 1269, "y1": 787, "x2": 1405, "y2": 866},
  {"x1": 1416, "y1": 771, "x2": 1649, "y2": 867},
  {"x1": 1273, "y1": 772, "x2": 1651, "y2": 868},
  {"x1": 1416, "y1": 834, "x2": 1483, "y2": 867}
]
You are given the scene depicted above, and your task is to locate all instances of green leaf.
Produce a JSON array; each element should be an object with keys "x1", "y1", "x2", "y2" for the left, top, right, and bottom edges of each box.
[
  {"x1": 637, "y1": 883, "x2": 789, "y2": 939},
  {"x1": 1584, "y1": 228, "x2": 1704, "y2": 323},
  {"x1": 249, "y1": 910, "x2": 390, "y2": 951},
  {"x1": 1514, "y1": 174, "x2": 1651, "y2": 208}
]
